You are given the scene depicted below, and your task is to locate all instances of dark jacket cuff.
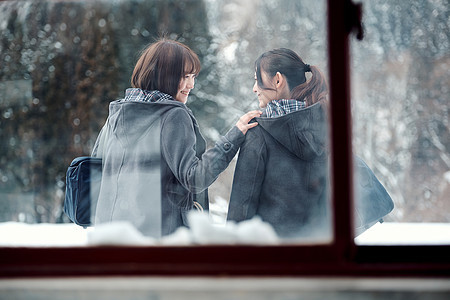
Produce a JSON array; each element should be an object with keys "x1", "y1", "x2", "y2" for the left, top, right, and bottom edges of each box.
[{"x1": 218, "y1": 126, "x2": 245, "y2": 153}]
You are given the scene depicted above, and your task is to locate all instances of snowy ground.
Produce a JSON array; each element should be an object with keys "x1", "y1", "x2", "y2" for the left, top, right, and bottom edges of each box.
[{"x1": 0, "y1": 211, "x2": 449, "y2": 247}]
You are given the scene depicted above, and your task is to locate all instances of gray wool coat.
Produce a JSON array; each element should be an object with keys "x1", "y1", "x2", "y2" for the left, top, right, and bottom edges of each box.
[
  {"x1": 227, "y1": 102, "x2": 330, "y2": 238},
  {"x1": 92, "y1": 96, "x2": 244, "y2": 237},
  {"x1": 228, "y1": 100, "x2": 393, "y2": 238}
]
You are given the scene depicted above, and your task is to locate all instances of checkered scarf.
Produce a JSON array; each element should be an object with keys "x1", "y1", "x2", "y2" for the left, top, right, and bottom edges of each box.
[
  {"x1": 123, "y1": 88, "x2": 174, "y2": 103},
  {"x1": 264, "y1": 99, "x2": 306, "y2": 118}
]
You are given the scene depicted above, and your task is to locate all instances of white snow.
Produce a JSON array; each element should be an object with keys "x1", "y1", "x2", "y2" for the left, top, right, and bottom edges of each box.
[
  {"x1": 0, "y1": 212, "x2": 449, "y2": 247},
  {"x1": 354, "y1": 221, "x2": 450, "y2": 245},
  {"x1": 0, "y1": 222, "x2": 89, "y2": 247},
  {"x1": 444, "y1": 171, "x2": 450, "y2": 183},
  {"x1": 87, "y1": 212, "x2": 279, "y2": 246}
]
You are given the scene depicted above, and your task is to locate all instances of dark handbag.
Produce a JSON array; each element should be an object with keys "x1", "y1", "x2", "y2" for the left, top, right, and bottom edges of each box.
[
  {"x1": 354, "y1": 156, "x2": 394, "y2": 235},
  {"x1": 64, "y1": 156, "x2": 102, "y2": 227}
]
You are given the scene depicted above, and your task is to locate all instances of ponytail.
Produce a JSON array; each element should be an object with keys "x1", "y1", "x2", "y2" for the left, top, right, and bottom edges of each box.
[
  {"x1": 255, "y1": 48, "x2": 329, "y2": 107},
  {"x1": 290, "y1": 65, "x2": 328, "y2": 106}
]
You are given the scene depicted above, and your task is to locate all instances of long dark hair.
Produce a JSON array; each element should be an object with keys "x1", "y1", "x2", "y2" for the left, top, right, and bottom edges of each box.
[
  {"x1": 255, "y1": 48, "x2": 328, "y2": 106},
  {"x1": 131, "y1": 38, "x2": 201, "y2": 98}
]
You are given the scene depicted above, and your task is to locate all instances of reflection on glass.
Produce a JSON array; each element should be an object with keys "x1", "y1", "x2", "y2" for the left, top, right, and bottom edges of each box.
[
  {"x1": 0, "y1": 0, "x2": 331, "y2": 246},
  {"x1": 352, "y1": 0, "x2": 450, "y2": 244}
]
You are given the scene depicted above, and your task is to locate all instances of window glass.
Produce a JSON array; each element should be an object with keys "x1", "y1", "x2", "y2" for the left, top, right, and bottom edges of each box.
[
  {"x1": 0, "y1": 0, "x2": 332, "y2": 246},
  {"x1": 351, "y1": 0, "x2": 450, "y2": 244}
]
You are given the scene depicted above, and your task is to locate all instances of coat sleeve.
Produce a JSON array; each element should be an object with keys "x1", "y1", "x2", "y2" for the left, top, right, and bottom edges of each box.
[
  {"x1": 228, "y1": 127, "x2": 266, "y2": 222},
  {"x1": 160, "y1": 107, "x2": 245, "y2": 194}
]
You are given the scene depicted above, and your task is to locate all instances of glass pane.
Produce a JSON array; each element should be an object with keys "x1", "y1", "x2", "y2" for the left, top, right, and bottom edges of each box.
[
  {"x1": 351, "y1": 0, "x2": 450, "y2": 244},
  {"x1": 0, "y1": 0, "x2": 331, "y2": 246}
]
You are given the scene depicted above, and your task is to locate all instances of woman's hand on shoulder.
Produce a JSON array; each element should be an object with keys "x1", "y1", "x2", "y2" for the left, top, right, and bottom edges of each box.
[{"x1": 236, "y1": 110, "x2": 262, "y2": 135}]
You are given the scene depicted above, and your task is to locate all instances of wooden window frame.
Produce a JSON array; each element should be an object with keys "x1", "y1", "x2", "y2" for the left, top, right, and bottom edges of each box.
[{"x1": 1, "y1": 0, "x2": 449, "y2": 278}]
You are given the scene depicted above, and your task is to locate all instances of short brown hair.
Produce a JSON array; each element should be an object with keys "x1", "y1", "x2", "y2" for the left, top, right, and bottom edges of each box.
[{"x1": 131, "y1": 38, "x2": 201, "y2": 98}]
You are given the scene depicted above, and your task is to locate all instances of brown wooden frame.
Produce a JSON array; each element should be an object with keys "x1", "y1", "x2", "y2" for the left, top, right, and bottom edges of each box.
[{"x1": 1, "y1": 0, "x2": 449, "y2": 278}]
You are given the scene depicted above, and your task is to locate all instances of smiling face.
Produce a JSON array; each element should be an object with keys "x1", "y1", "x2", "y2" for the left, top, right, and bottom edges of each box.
[
  {"x1": 253, "y1": 71, "x2": 277, "y2": 108},
  {"x1": 175, "y1": 73, "x2": 196, "y2": 103},
  {"x1": 131, "y1": 39, "x2": 201, "y2": 101},
  {"x1": 253, "y1": 70, "x2": 291, "y2": 108}
]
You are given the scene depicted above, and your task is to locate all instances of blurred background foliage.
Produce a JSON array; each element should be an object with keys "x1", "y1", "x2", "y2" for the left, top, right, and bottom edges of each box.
[
  {"x1": 351, "y1": 0, "x2": 449, "y2": 222},
  {"x1": 0, "y1": 0, "x2": 448, "y2": 224}
]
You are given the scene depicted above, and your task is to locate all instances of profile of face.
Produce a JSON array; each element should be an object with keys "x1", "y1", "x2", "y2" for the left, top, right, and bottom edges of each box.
[
  {"x1": 176, "y1": 73, "x2": 196, "y2": 104},
  {"x1": 253, "y1": 71, "x2": 275, "y2": 108},
  {"x1": 253, "y1": 69, "x2": 290, "y2": 108}
]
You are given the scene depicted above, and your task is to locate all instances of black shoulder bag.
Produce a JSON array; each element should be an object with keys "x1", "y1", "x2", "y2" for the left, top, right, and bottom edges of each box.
[{"x1": 64, "y1": 156, "x2": 102, "y2": 228}]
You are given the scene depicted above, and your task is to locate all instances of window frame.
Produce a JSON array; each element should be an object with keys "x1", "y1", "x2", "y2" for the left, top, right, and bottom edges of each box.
[{"x1": 1, "y1": 0, "x2": 449, "y2": 278}]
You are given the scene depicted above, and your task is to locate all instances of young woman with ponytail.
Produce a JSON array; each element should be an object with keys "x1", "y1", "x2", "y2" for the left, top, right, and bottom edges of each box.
[{"x1": 227, "y1": 48, "x2": 331, "y2": 238}]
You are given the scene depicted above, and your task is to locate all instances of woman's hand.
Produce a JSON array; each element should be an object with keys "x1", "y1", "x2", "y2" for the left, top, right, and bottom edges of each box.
[{"x1": 235, "y1": 110, "x2": 262, "y2": 135}]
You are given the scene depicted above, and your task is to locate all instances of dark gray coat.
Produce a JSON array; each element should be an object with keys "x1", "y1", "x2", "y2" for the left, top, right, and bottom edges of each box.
[
  {"x1": 228, "y1": 100, "x2": 394, "y2": 238},
  {"x1": 92, "y1": 98, "x2": 244, "y2": 237},
  {"x1": 228, "y1": 102, "x2": 330, "y2": 238}
]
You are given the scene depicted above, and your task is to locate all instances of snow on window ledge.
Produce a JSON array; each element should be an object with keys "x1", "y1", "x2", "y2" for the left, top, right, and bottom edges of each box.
[{"x1": 0, "y1": 212, "x2": 449, "y2": 247}]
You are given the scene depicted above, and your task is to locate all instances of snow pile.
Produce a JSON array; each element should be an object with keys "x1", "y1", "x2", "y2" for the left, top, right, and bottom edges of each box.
[
  {"x1": 87, "y1": 221, "x2": 157, "y2": 246},
  {"x1": 87, "y1": 212, "x2": 279, "y2": 246}
]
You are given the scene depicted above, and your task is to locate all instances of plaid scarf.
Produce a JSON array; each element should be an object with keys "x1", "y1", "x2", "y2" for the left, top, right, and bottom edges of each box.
[
  {"x1": 123, "y1": 88, "x2": 174, "y2": 103},
  {"x1": 264, "y1": 99, "x2": 306, "y2": 118}
]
